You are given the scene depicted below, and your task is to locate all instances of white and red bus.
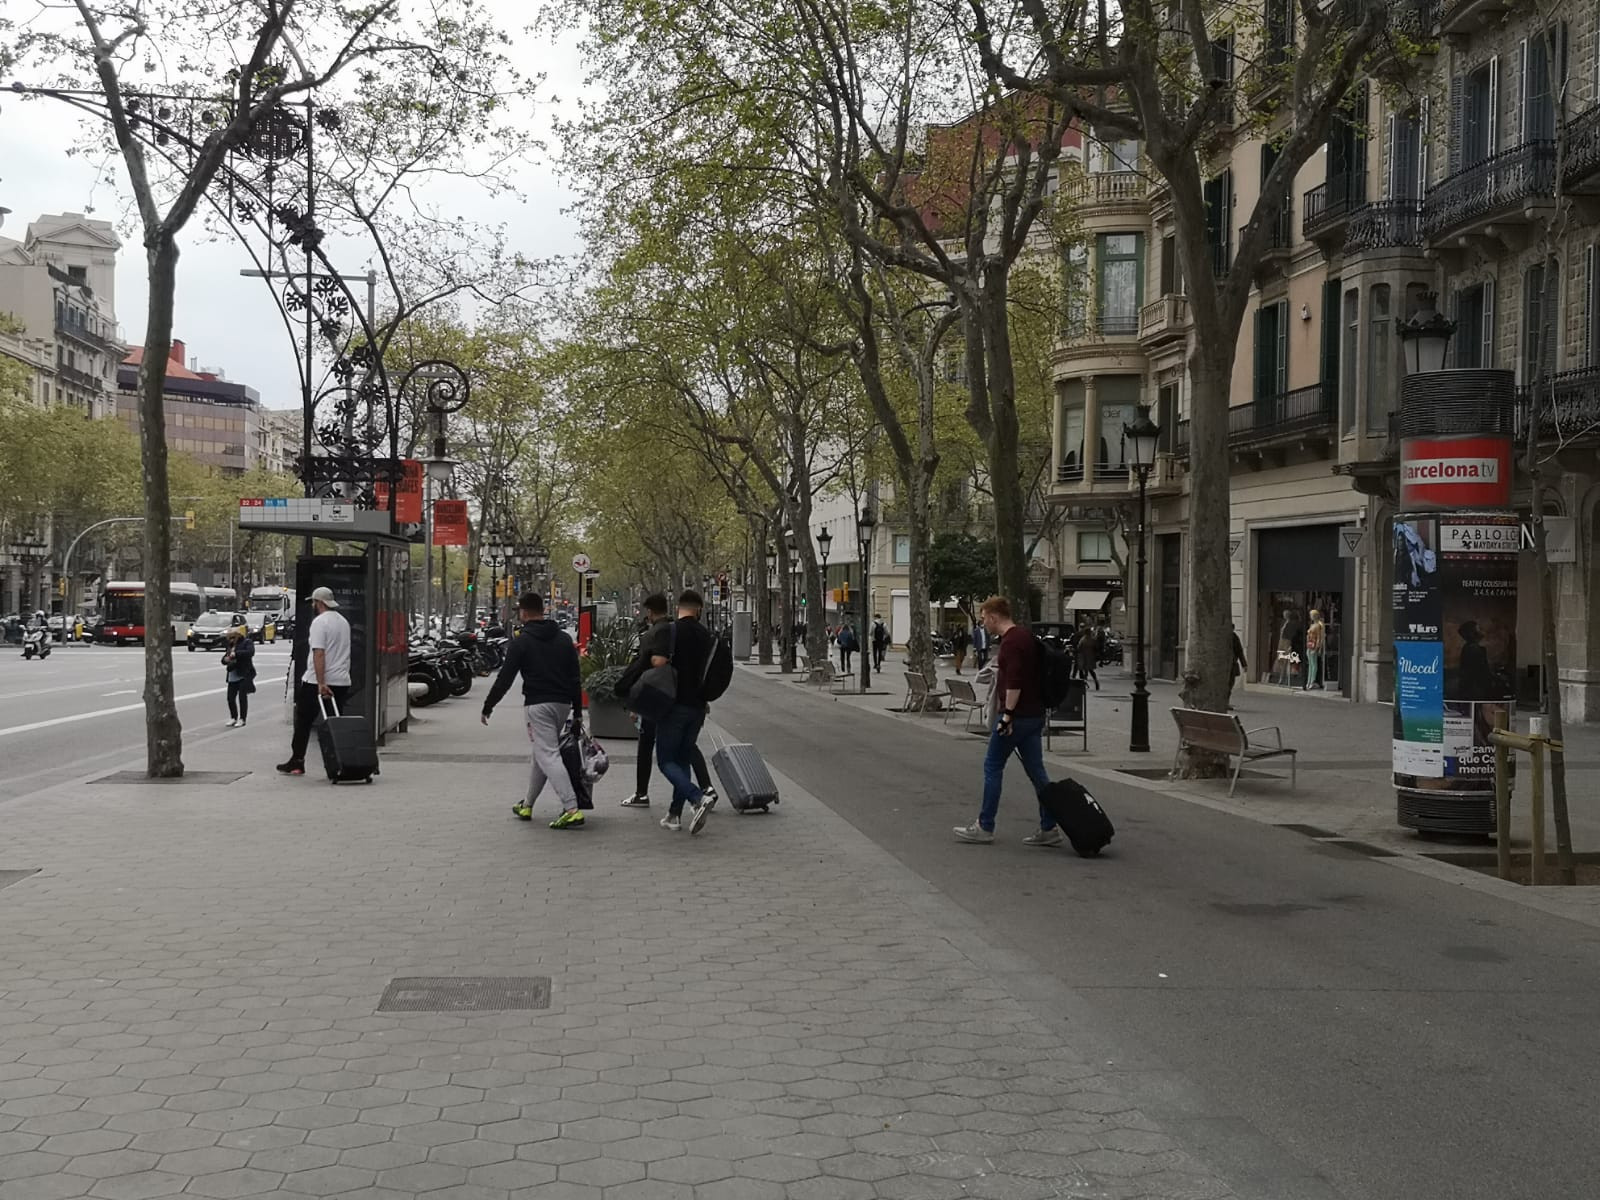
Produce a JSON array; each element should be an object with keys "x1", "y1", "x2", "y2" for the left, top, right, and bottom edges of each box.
[{"x1": 96, "y1": 581, "x2": 205, "y2": 644}]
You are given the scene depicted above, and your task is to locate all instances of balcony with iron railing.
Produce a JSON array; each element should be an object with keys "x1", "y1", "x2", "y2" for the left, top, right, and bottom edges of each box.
[
  {"x1": 56, "y1": 363, "x2": 103, "y2": 392},
  {"x1": 1422, "y1": 141, "x2": 1556, "y2": 241},
  {"x1": 1519, "y1": 367, "x2": 1600, "y2": 444},
  {"x1": 1138, "y1": 294, "x2": 1191, "y2": 348},
  {"x1": 1342, "y1": 199, "x2": 1424, "y2": 253},
  {"x1": 1171, "y1": 382, "x2": 1337, "y2": 457},
  {"x1": 1439, "y1": 0, "x2": 1511, "y2": 37},
  {"x1": 1564, "y1": 105, "x2": 1600, "y2": 194},
  {"x1": 54, "y1": 310, "x2": 111, "y2": 353},
  {"x1": 1056, "y1": 307, "x2": 1144, "y2": 358},
  {"x1": 1303, "y1": 171, "x2": 1367, "y2": 245}
]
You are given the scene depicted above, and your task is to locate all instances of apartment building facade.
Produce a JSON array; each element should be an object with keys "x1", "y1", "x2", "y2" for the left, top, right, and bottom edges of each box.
[
  {"x1": 116, "y1": 340, "x2": 264, "y2": 475},
  {"x1": 1048, "y1": 0, "x2": 1600, "y2": 720},
  {"x1": 0, "y1": 212, "x2": 122, "y2": 419}
]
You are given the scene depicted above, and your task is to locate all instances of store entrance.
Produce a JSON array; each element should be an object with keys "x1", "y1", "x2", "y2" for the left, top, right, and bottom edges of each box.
[{"x1": 1254, "y1": 524, "x2": 1350, "y2": 695}]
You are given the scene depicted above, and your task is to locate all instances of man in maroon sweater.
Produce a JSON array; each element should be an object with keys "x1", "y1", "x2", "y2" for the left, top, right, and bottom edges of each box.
[{"x1": 953, "y1": 595, "x2": 1058, "y2": 845}]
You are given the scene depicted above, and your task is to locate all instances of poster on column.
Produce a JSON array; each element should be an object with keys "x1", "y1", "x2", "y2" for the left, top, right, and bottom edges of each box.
[
  {"x1": 1438, "y1": 514, "x2": 1519, "y2": 783},
  {"x1": 1391, "y1": 516, "x2": 1443, "y2": 780}
]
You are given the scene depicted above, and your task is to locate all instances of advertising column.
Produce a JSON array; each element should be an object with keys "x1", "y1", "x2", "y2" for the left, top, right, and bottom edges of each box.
[{"x1": 1391, "y1": 369, "x2": 1517, "y2": 834}]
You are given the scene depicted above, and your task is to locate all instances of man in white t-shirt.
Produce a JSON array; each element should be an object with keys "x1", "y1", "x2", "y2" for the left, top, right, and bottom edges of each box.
[{"x1": 277, "y1": 587, "x2": 353, "y2": 776}]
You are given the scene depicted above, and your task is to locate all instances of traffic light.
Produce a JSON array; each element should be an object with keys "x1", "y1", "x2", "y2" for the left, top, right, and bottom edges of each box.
[
  {"x1": 184, "y1": 509, "x2": 196, "y2": 530},
  {"x1": 57, "y1": 578, "x2": 66, "y2": 597},
  {"x1": 465, "y1": 568, "x2": 476, "y2": 594}
]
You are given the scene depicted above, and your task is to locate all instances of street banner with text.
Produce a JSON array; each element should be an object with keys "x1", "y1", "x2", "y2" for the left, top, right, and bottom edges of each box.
[{"x1": 432, "y1": 500, "x2": 470, "y2": 546}]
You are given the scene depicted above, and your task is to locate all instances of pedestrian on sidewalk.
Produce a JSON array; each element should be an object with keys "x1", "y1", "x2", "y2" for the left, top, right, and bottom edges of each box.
[
  {"x1": 951, "y1": 623, "x2": 969, "y2": 674},
  {"x1": 482, "y1": 591, "x2": 587, "y2": 830},
  {"x1": 1229, "y1": 624, "x2": 1248, "y2": 706},
  {"x1": 838, "y1": 621, "x2": 858, "y2": 673},
  {"x1": 971, "y1": 622, "x2": 989, "y2": 669},
  {"x1": 954, "y1": 596, "x2": 1059, "y2": 846},
  {"x1": 1075, "y1": 621, "x2": 1100, "y2": 691},
  {"x1": 616, "y1": 593, "x2": 717, "y2": 809},
  {"x1": 645, "y1": 590, "x2": 716, "y2": 835},
  {"x1": 872, "y1": 614, "x2": 890, "y2": 672},
  {"x1": 223, "y1": 626, "x2": 255, "y2": 728},
  {"x1": 277, "y1": 587, "x2": 351, "y2": 776}
]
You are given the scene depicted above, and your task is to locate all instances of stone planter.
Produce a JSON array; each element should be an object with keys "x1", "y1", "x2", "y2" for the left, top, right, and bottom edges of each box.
[{"x1": 586, "y1": 693, "x2": 639, "y2": 740}]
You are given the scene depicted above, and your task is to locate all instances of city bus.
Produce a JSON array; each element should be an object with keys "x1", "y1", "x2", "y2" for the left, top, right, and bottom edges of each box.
[{"x1": 96, "y1": 581, "x2": 205, "y2": 644}]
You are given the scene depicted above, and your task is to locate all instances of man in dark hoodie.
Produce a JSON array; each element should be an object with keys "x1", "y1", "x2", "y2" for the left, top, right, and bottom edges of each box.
[{"x1": 482, "y1": 592, "x2": 586, "y2": 830}]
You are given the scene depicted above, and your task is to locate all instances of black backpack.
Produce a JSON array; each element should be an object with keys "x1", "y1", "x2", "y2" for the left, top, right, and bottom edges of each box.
[
  {"x1": 1039, "y1": 640, "x2": 1074, "y2": 710},
  {"x1": 701, "y1": 633, "x2": 734, "y2": 702}
]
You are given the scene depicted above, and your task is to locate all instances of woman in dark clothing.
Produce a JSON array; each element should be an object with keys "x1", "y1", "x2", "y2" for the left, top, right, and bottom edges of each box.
[{"x1": 223, "y1": 626, "x2": 256, "y2": 727}]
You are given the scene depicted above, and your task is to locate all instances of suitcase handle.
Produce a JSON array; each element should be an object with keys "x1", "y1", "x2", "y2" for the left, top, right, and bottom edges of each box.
[{"x1": 317, "y1": 693, "x2": 340, "y2": 720}]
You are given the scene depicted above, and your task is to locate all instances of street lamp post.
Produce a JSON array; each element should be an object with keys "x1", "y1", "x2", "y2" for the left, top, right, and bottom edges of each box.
[
  {"x1": 816, "y1": 527, "x2": 832, "y2": 626},
  {"x1": 8, "y1": 534, "x2": 48, "y2": 615},
  {"x1": 1397, "y1": 291, "x2": 1457, "y2": 376},
  {"x1": 483, "y1": 535, "x2": 510, "y2": 629},
  {"x1": 856, "y1": 505, "x2": 876, "y2": 692},
  {"x1": 1124, "y1": 406, "x2": 1161, "y2": 754}
]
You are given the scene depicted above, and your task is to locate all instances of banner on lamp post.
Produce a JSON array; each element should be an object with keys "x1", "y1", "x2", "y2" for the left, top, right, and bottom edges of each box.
[{"x1": 432, "y1": 500, "x2": 470, "y2": 546}]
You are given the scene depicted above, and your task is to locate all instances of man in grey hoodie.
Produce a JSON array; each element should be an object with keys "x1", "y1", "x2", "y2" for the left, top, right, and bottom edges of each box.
[{"x1": 482, "y1": 592, "x2": 586, "y2": 830}]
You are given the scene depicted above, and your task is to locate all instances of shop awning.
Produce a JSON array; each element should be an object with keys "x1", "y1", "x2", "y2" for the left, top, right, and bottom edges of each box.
[{"x1": 1063, "y1": 590, "x2": 1111, "y2": 611}]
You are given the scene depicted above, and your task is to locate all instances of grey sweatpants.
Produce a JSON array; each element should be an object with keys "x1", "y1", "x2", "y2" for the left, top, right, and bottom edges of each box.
[{"x1": 523, "y1": 702, "x2": 577, "y2": 812}]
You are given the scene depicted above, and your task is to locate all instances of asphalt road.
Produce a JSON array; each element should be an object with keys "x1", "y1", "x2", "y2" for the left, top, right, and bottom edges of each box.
[
  {"x1": 0, "y1": 641, "x2": 293, "y2": 805},
  {"x1": 715, "y1": 669, "x2": 1600, "y2": 1200}
]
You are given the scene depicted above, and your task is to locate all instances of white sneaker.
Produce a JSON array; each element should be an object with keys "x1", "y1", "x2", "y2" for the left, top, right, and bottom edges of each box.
[
  {"x1": 953, "y1": 821, "x2": 994, "y2": 844},
  {"x1": 621, "y1": 794, "x2": 651, "y2": 807},
  {"x1": 659, "y1": 814, "x2": 682, "y2": 832},
  {"x1": 688, "y1": 802, "x2": 710, "y2": 836},
  {"x1": 226, "y1": 719, "x2": 239, "y2": 728},
  {"x1": 700, "y1": 787, "x2": 718, "y2": 812},
  {"x1": 1022, "y1": 827, "x2": 1066, "y2": 848}
]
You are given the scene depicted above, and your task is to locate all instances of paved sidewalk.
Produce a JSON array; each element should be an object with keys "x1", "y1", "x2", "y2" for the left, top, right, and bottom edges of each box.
[{"x1": 0, "y1": 696, "x2": 1236, "y2": 1200}]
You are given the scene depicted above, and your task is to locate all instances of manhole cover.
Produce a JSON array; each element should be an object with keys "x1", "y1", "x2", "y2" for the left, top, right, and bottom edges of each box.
[
  {"x1": 0, "y1": 870, "x2": 39, "y2": 891},
  {"x1": 90, "y1": 771, "x2": 248, "y2": 785},
  {"x1": 377, "y1": 976, "x2": 551, "y2": 1012}
]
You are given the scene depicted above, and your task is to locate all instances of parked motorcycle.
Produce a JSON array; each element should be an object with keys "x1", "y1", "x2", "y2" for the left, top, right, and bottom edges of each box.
[
  {"x1": 1097, "y1": 631, "x2": 1124, "y2": 667},
  {"x1": 21, "y1": 627, "x2": 52, "y2": 660}
]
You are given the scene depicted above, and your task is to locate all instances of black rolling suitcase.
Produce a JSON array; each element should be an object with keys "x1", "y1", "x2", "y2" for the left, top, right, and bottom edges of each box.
[
  {"x1": 711, "y1": 743, "x2": 779, "y2": 813},
  {"x1": 1038, "y1": 777, "x2": 1113, "y2": 857},
  {"x1": 317, "y1": 696, "x2": 378, "y2": 784}
]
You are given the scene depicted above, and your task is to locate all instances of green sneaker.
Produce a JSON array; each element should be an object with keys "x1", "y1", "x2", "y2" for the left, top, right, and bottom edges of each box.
[
  {"x1": 512, "y1": 804, "x2": 532, "y2": 821},
  {"x1": 549, "y1": 809, "x2": 585, "y2": 830}
]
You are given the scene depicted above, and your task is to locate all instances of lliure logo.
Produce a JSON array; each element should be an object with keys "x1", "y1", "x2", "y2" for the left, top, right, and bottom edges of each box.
[{"x1": 1402, "y1": 457, "x2": 1500, "y2": 483}]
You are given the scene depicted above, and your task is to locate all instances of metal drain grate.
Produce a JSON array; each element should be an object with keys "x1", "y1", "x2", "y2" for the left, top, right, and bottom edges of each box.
[
  {"x1": 90, "y1": 771, "x2": 248, "y2": 785},
  {"x1": 377, "y1": 976, "x2": 551, "y2": 1012},
  {"x1": 0, "y1": 870, "x2": 40, "y2": 891}
]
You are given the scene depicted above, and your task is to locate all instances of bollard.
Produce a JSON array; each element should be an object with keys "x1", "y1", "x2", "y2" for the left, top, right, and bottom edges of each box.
[{"x1": 1531, "y1": 739, "x2": 1547, "y2": 886}]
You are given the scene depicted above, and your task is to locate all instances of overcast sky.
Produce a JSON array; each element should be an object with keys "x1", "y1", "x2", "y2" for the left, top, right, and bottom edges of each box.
[{"x1": 0, "y1": 7, "x2": 586, "y2": 411}]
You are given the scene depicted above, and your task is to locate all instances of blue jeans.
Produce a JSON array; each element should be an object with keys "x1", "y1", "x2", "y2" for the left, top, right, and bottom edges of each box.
[
  {"x1": 655, "y1": 704, "x2": 707, "y2": 815},
  {"x1": 977, "y1": 715, "x2": 1053, "y2": 832}
]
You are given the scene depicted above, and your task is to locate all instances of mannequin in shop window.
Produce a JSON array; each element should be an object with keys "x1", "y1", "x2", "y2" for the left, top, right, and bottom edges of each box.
[{"x1": 1304, "y1": 609, "x2": 1326, "y2": 691}]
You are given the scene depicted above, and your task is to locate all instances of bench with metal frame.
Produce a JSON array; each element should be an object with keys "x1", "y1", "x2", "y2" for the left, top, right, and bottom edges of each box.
[
  {"x1": 1046, "y1": 678, "x2": 1089, "y2": 752},
  {"x1": 1170, "y1": 707, "x2": 1297, "y2": 796},
  {"x1": 902, "y1": 670, "x2": 950, "y2": 713}
]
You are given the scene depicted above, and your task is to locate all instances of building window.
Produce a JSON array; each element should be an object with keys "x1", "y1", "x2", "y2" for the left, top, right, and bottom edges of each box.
[
  {"x1": 1061, "y1": 243, "x2": 1089, "y2": 335},
  {"x1": 1341, "y1": 288, "x2": 1359, "y2": 434},
  {"x1": 1159, "y1": 233, "x2": 1181, "y2": 295},
  {"x1": 1389, "y1": 106, "x2": 1424, "y2": 199},
  {"x1": 1521, "y1": 27, "x2": 1563, "y2": 144},
  {"x1": 1062, "y1": 403, "x2": 1085, "y2": 481},
  {"x1": 1253, "y1": 301, "x2": 1289, "y2": 400},
  {"x1": 1096, "y1": 234, "x2": 1143, "y2": 335},
  {"x1": 1453, "y1": 281, "x2": 1496, "y2": 368},
  {"x1": 1091, "y1": 138, "x2": 1140, "y2": 173},
  {"x1": 1204, "y1": 171, "x2": 1233, "y2": 277},
  {"x1": 1078, "y1": 531, "x2": 1114, "y2": 564},
  {"x1": 1457, "y1": 59, "x2": 1499, "y2": 171},
  {"x1": 892, "y1": 535, "x2": 911, "y2": 566},
  {"x1": 1367, "y1": 285, "x2": 1393, "y2": 433},
  {"x1": 1522, "y1": 261, "x2": 1556, "y2": 382},
  {"x1": 1585, "y1": 246, "x2": 1600, "y2": 368}
]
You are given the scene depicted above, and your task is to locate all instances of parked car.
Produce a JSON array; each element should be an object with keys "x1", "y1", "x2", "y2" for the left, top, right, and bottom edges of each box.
[
  {"x1": 1, "y1": 614, "x2": 22, "y2": 645},
  {"x1": 241, "y1": 611, "x2": 279, "y2": 643},
  {"x1": 186, "y1": 610, "x2": 249, "y2": 652}
]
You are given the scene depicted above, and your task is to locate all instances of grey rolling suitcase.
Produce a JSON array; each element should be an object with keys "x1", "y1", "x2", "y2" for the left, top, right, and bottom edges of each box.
[{"x1": 711, "y1": 743, "x2": 779, "y2": 813}]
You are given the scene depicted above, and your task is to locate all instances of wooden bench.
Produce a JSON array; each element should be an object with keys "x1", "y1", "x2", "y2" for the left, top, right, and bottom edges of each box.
[
  {"x1": 1171, "y1": 707, "x2": 1297, "y2": 796},
  {"x1": 902, "y1": 670, "x2": 949, "y2": 714},
  {"x1": 943, "y1": 678, "x2": 986, "y2": 733}
]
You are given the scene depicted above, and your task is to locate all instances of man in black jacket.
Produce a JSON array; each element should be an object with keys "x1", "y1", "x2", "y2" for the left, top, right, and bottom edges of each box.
[
  {"x1": 644, "y1": 590, "x2": 715, "y2": 835},
  {"x1": 616, "y1": 593, "x2": 717, "y2": 809},
  {"x1": 482, "y1": 592, "x2": 586, "y2": 830}
]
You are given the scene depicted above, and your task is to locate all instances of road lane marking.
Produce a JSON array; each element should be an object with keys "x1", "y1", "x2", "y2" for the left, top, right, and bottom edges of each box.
[
  {"x1": 102, "y1": 690, "x2": 137, "y2": 697},
  {"x1": 0, "y1": 667, "x2": 219, "y2": 703},
  {"x1": 0, "y1": 675, "x2": 287, "y2": 739}
]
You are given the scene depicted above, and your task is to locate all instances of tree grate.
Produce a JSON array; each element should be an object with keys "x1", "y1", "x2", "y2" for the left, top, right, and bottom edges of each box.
[
  {"x1": 90, "y1": 771, "x2": 248, "y2": 785},
  {"x1": 377, "y1": 976, "x2": 551, "y2": 1012}
]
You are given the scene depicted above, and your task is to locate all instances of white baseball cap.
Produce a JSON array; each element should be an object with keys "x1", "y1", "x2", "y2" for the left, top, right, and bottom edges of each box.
[{"x1": 310, "y1": 587, "x2": 340, "y2": 608}]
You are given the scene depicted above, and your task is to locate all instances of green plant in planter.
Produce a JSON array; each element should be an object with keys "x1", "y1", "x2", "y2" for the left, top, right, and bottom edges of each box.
[
  {"x1": 580, "y1": 618, "x2": 639, "y2": 681},
  {"x1": 585, "y1": 665, "x2": 631, "y2": 702}
]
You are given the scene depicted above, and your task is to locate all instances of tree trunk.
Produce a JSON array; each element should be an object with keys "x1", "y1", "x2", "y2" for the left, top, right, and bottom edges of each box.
[
  {"x1": 750, "y1": 513, "x2": 773, "y2": 666},
  {"x1": 774, "y1": 537, "x2": 795, "y2": 673},
  {"x1": 140, "y1": 236, "x2": 184, "y2": 777},
  {"x1": 979, "y1": 282, "x2": 1030, "y2": 620},
  {"x1": 905, "y1": 474, "x2": 937, "y2": 682},
  {"x1": 1183, "y1": 345, "x2": 1236, "y2": 726}
]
